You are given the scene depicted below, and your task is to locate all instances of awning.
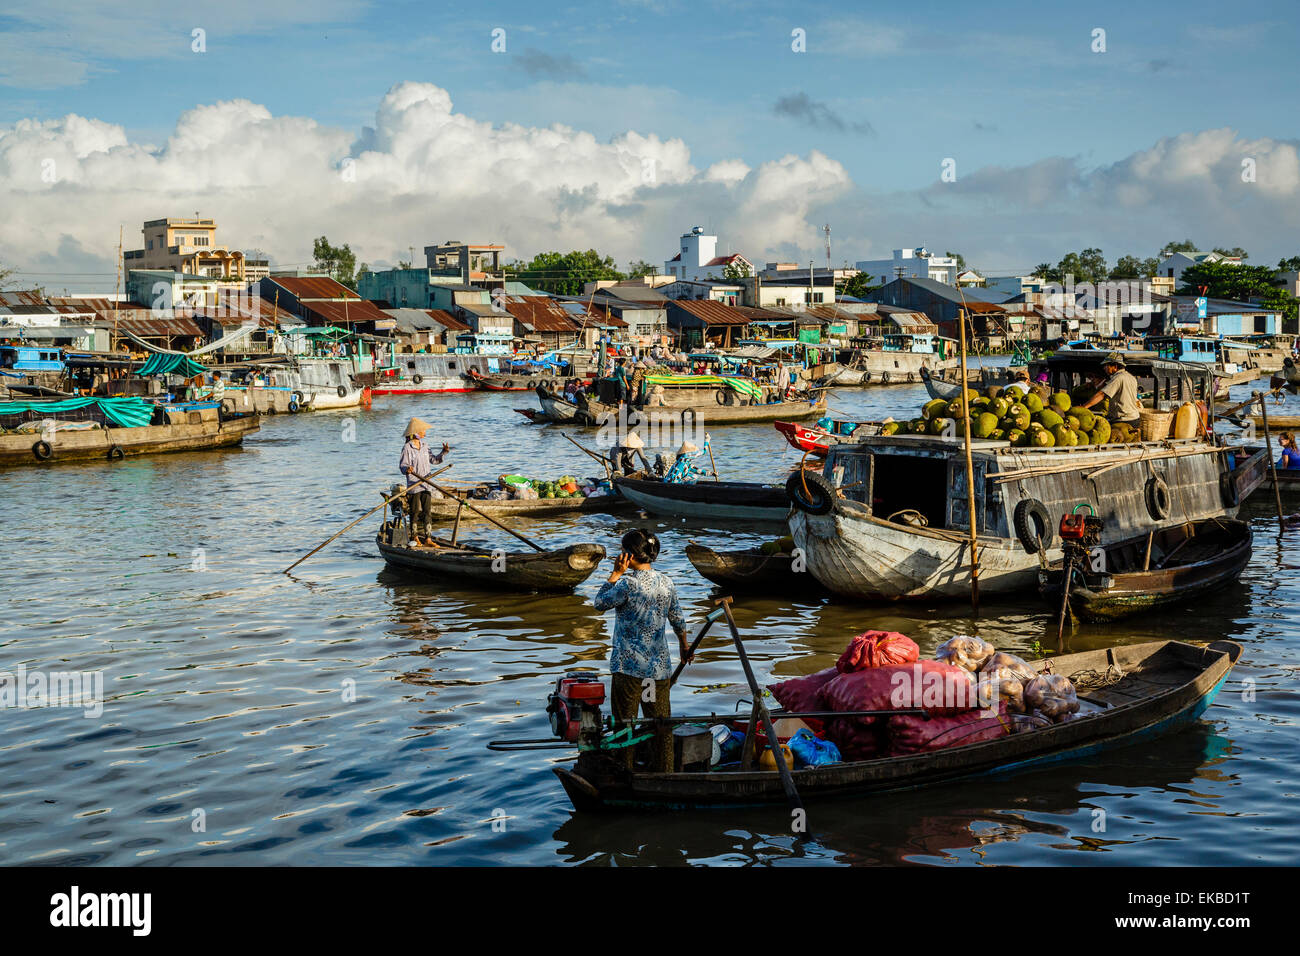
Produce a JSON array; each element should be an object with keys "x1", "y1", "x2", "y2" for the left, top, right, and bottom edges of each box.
[
  {"x1": 137, "y1": 352, "x2": 208, "y2": 377},
  {"x1": 0, "y1": 396, "x2": 155, "y2": 428}
]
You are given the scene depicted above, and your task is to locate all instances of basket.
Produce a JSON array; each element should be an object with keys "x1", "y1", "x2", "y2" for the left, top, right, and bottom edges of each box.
[{"x1": 1139, "y1": 408, "x2": 1174, "y2": 441}]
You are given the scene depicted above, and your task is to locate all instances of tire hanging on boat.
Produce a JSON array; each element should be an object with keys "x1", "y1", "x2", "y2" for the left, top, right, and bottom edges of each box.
[
  {"x1": 107, "y1": 445, "x2": 125, "y2": 460},
  {"x1": 1013, "y1": 498, "x2": 1053, "y2": 553},
  {"x1": 412, "y1": 374, "x2": 424, "y2": 385},
  {"x1": 714, "y1": 388, "x2": 727, "y2": 405},
  {"x1": 287, "y1": 399, "x2": 300, "y2": 413},
  {"x1": 292, "y1": 390, "x2": 305, "y2": 404},
  {"x1": 1220, "y1": 471, "x2": 1240, "y2": 508},
  {"x1": 337, "y1": 384, "x2": 348, "y2": 398},
  {"x1": 786, "y1": 469, "x2": 836, "y2": 516},
  {"x1": 32, "y1": 440, "x2": 52, "y2": 460},
  {"x1": 1144, "y1": 476, "x2": 1172, "y2": 520},
  {"x1": 880, "y1": 371, "x2": 891, "y2": 384}
]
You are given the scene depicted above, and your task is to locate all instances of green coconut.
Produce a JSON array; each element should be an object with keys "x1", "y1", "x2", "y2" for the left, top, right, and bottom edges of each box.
[
  {"x1": 972, "y1": 412, "x2": 999, "y2": 438},
  {"x1": 1031, "y1": 428, "x2": 1056, "y2": 447},
  {"x1": 881, "y1": 421, "x2": 901, "y2": 436},
  {"x1": 909, "y1": 418, "x2": 928, "y2": 434},
  {"x1": 989, "y1": 428, "x2": 1007, "y2": 441},
  {"x1": 985, "y1": 385, "x2": 1004, "y2": 400},
  {"x1": 1073, "y1": 407, "x2": 1096, "y2": 432},
  {"x1": 1090, "y1": 419, "x2": 1112, "y2": 445},
  {"x1": 970, "y1": 396, "x2": 990, "y2": 410},
  {"x1": 1052, "y1": 424, "x2": 1079, "y2": 447},
  {"x1": 988, "y1": 397, "x2": 1010, "y2": 419},
  {"x1": 929, "y1": 416, "x2": 954, "y2": 436}
]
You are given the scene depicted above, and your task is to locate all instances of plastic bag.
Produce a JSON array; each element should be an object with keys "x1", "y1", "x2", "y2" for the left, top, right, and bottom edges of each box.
[
  {"x1": 887, "y1": 702, "x2": 1009, "y2": 754},
  {"x1": 1023, "y1": 673, "x2": 1080, "y2": 722},
  {"x1": 934, "y1": 635, "x2": 995, "y2": 672},
  {"x1": 836, "y1": 631, "x2": 919, "y2": 672},
  {"x1": 977, "y1": 653, "x2": 1038, "y2": 715},
  {"x1": 788, "y1": 728, "x2": 842, "y2": 768},
  {"x1": 768, "y1": 666, "x2": 838, "y2": 713}
]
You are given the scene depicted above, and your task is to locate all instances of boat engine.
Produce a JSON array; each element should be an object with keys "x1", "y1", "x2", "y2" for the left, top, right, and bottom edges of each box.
[{"x1": 547, "y1": 672, "x2": 606, "y2": 744}]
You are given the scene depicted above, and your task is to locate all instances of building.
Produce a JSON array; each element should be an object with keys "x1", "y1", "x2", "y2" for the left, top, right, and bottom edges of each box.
[
  {"x1": 862, "y1": 276, "x2": 1008, "y2": 338},
  {"x1": 983, "y1": 275, "x2": 1042, "y2": 299},
  {"x1": 243, "y1": 258, "x2": 271, "y2": 283},
  {"x1": 659, "y1": 279, "x2": 744, "y2": 304},
  {"x1": 663, "y1": 226, "x2": 753, "y2": 281},
  {"x1": 559, "y1": 292, "x2": 668, "y2": 347},
  {"x1": 855, "y1": 248, "x2": 960, "y2": 287},
  {"x1": 664, "y1": 299, "x2": 752, "y2": 349},
  {"x1": 497, "y1": 295, "x2": 582, "y2": 351},
  {"x1": 0, "y1": 291, "x2": 106, "y2": 350},
  {"x1": 956, "y1": 269, "x2": 985, "y2": 287},
  {"x1": 122, "y1": 217, "x2": 246, "y2": 280},
  {"x1": 1157, "y1": 250, "x2": 1241, "y2": 288},
  {"x1": 383, "y1": 308, "x2": 470, "y2": 351},
  {"x1": 424, "y1": 241, "x2": 505, "y2": 284},
  {"x1": 258, "y1": 275, "x2": 391, "y2": 332},
  {"x1": 1170, "y1": 296, "x2": 1282, "y2": 337}
]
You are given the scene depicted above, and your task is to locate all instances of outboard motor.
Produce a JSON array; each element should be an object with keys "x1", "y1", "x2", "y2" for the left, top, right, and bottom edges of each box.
[{"x1": 546, "y1": 672, "x2": 606, "y2": 744}]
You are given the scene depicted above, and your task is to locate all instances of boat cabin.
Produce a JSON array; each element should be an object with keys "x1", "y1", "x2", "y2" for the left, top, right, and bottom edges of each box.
[
  {"x1": 1, "y1": 344, "x2": 65, "y2": 373},
  {"x1": 1037, "y1": 351, "x2": 1216, "y2": 413},
  {"x1": 882, "y1": 333, "x2": 955, "y2": 358},
  {"x1": 1145, "y1": 335, "x2": 1262, "y2": 373}
]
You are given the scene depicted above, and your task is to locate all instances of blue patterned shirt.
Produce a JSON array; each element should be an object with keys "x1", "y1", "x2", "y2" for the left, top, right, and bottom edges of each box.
[{"x1": 593, "y1": 568, "x2": 687, "y2": 680}]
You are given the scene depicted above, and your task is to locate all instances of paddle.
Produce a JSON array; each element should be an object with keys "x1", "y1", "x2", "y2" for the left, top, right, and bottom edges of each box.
[
  {"x1": 716, "y1": 597, "x2": 805, "y2": 817},
  {"x1": 424, "y1": 479, "x2": 548, "y2": 552},
  {"x1": 283, "y1": 464, "x2": 453, "y2": 574},
  {"x1": 563, "y1": 432, "x2": 613, "y2": 481},
  {"x1": 669, "y1": 604, "x2": 727, "y2": 686}
]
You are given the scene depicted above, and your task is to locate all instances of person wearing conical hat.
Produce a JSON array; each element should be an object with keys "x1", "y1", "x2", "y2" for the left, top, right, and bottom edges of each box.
[
  {"x1": 610, "y1": 429, "x2": 644, "y2": 476},
  {"x1": 399, "y1": 417, "x2": 448, "y2": 547}
]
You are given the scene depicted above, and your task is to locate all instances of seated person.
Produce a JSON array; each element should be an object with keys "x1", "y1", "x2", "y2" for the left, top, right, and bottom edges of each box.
[{"x1": 1278, "y1": 432, "x2": 1300, "y2": 470}]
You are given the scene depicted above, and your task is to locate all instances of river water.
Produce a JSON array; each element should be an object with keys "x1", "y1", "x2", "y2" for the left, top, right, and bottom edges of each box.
[{"x1": 1, "y1": 376, "x2": 1296, "y2": 866}]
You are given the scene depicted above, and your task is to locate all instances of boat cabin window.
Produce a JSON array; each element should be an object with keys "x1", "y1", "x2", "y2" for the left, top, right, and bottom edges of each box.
[{"x1": 868, "y1": 452, "x2": 950, "y2": 529}]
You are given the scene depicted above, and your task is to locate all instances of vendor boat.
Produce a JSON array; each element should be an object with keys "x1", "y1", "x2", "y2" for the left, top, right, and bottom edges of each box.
[
  {"x1": 919, "y1": 364, "x2": 1016, "y2": 402},
  {"x1": 421, "y1": 485, "x2": 630, "y2": 520},
  {"x1": 819, "y1": 334, "x2": 959, "y2": 387},
  {"x1": 774, "y1": 418, "x2": 881, "y2": 456},
  {"x1": 1037, "y1": 517, "x2": 1252, "y2": 622},
  {"x1": 790, "y1": 353, "x2": 1264, "y2": 601},
  {"x1": 375, "y1": 519, "x2": 605, "y2": 591},
  {"x1": 535, "y1": 385, "x2": 583, "y2": 422},
  {"x1": 550, "y1": 639, "x2": 1242, "y2": 810},
  {"x1": 684, "y1": 542, "x2": 821, "y2": 593},
  {"x1": 615, "y1": 476, "x2": 791, "y2": 523}
]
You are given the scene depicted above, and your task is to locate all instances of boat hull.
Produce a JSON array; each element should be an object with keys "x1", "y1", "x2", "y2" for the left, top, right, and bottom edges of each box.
[
  {"x1": 684, "y1": 543, "x2": 821, "y2": 593},
  {"x1": 616, "y1": 478, "x2": 791, "y2": 523},
  {"x1": 0, "y1": 415, "x2": 259, "y2": 466},
  {"x1": 424, "y1": 493, "x2": 629, "y2": 520},
  {"x1": 556, "y1": 640, "x2": 1241, "y2": 810},
  {"x1": 375, "y1": 532, "x2": 605, "y2": 590},
  {"x1": 581, "y1": 397, "x2": 825, "y2": 427}
]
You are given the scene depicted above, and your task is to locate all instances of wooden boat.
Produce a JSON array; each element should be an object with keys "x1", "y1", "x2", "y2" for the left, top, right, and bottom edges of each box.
[
  {"x1": 467, "y1": 368, "x2": 565, "y2": 392},
  {"x1": 684, "y1": 542, "x2": 822, "y2": 593},
  {"x1": 554, "y1": 639, "x2": 1242, "y2": 810},
  {"x1": 774, "y1": 418, "x2": 880, "y2": 456},
  {"x1": 919, "y1": 364, "x2": 1015, "y2": 401},
  {"x1": 0, "y1": 404, "x2": 259, "y2": 467},
  {"x1": 423, "y1": 489, "x2": 629, "y2": 520},
  {"x1": 1037, "y1": 518, "x2": 1252, "y2": 622},
  {"x1": 615, "y1": 476, "x2": 790, "y2": 522},
  {"x1": 535, "y1": 386, "x2": 582, "y2": 422},
  {"x1": 579, "y1": 394, "x2": 826, "y2": 428},
  {"x1": 375, "y1": 522, "x2": 606, "y2": 590}
]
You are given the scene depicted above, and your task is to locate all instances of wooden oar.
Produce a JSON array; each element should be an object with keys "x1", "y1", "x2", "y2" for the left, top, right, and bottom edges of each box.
[
  {"x1": 706, "y1": 432, "x2": 720, "y2": 481},
  {"x1": 717, "y1": 597, "x2": 804, "y2": 816},
  {"x1": 563, "y1": 431, "x2": 613, "y2": 480},
  {"x1": 425, "y1": 480, "x2": 547, "y2": 552},
  {"x1": 669, "y1": 604, "x2": 727, "y2": 686},
  {"x1": 1256, "y1": 390, "x2": 1286, "y2": 524},
  {"x1": 283, "y1": 464, "x2": 453, "y2": 573}
]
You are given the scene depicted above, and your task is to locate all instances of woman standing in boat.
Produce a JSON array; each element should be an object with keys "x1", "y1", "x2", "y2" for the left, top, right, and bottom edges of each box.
[
  {"x1": 592, "y1": 529, "x2": 691, "y2": 772},
  {"x1": 399, "y1": 417, "x2": 448, "y2": 547}
]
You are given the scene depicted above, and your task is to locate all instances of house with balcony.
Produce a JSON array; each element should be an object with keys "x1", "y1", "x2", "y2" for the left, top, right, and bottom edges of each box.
[{"x1": 122, "y1": 217, "x2": 246, "y2": 281}]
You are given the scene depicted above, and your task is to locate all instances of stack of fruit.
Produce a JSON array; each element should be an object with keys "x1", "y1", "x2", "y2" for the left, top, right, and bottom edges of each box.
[
  {"x1": 879, "y1": 384, "x2": 1141, "y2": 447},
  {"x1": 758, "y1": 535, "x2": 796, "y2": 555},
  {"x1": 532, "y1": 476, "x2": 585, "y2": 498}
]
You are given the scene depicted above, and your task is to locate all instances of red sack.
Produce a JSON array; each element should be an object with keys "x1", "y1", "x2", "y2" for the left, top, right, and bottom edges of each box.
[
  {"x1": 886, "y1": 702, "x2": 1009, "y2": 755},
  {"x1": 768, "y1": 667, "x2": 838, "y2": 713},
  {"x1": 824, "y1": 716, "x2": 886, "y2": 761},
  {"x1": 818, "y1": 660, "x2": 978, "y2": 720},
  {"x1": 836, "y1": 631, "x2": 919, "y2": 673}
]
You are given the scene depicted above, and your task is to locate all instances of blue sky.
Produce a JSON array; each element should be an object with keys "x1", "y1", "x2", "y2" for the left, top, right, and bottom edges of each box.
[{"x1": 3, "y1": 0, "x2": 1300, "y2": 287}]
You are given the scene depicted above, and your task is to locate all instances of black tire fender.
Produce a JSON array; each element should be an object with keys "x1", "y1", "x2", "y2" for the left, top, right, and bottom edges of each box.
[
  {"x1": 681, "y1": 408, "x2": 697, "y2": 426},
  {"x1": 862, "y1": 371, "x2": 872, "y2": 384},
  {"x1": 786, "y1": 469, "x2": 836, "y2": 516},
  {"x1": 287, "y1": 399, "x2": 300, "y2": 413},
  {"x1": 411, "y1": 373, "x2": 424, "y2": 385},
  {"x1": 1144, "y1": 476, "x2": 1171, "y2": 520},
  {"x1": 32, "y1": 440, "x2": 53, "y2": 460},
  {"x1": 503, "y1": 379, "x2": 514, "y2": 388},
  {"x1": 880, "y1": 371, "x2": 891, "y2": 384},
  {"x1": 1220, "y1": 471, "x2": 1240, "y2": 508},
  {"x1": 337, "y1": 384, "x2": 348, "y2": 398},
  {"x1": 1013, "y1": 498, "x2": 1053, "y2": 553},
  {"x1": 107, "y1": 445, "x2": 125, "y2": 460},
  {"x1": 292, "y1": 390, "x2": 305, "y2": 404},
  {"x1": 714, "y1": 388, "x2": 727, "y2": 405}
]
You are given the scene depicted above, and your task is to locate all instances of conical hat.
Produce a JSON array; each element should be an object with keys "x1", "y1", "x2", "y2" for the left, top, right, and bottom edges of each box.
[
  {"x1": 677, "y1": 441, "x2": 699, "y2": 454},
  {"x1": 622, "y1": 431, "x2": 645, "y2": 449},
  {"x1": 405, "y1": 417, "x2": 431, "y2": 438}
]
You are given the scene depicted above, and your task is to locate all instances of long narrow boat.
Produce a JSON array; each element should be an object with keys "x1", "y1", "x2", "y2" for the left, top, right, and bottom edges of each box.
[
  {"x1": 1037, "y1": 519, "x2": 1251, "y2": 622},
  {"x1": 467, "y1": 368, "x2": 566, "y2": 392},
  {"x1": 554, "y1": 639, "x2": 1242, "y2": 810},
  {"x1": 579, "y1": 394, "x2": 826, "y2": 427},
  {"x1": 774, "y1": 418, "x2": 880, "y2": 456},
  {"x1": 375, "y1": 522, "x2": 605, "y2": 590},
  {"x1": 615, "y1": 476, "x2": 790, "y2": 522},
  {"x1": 535, "y1": 386, "x2": 582, "y2": 422},
  {"x1": 684, "y1": 542, "x2": 822, "y2": 594}
]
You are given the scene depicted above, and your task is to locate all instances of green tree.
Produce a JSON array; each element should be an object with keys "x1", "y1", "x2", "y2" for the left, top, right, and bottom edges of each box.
[
  {"x1": 838, "y1": 271, "x2": 879, "y2": 299},
  {"x1": 1032, "y1": 262, "x2": 1059, "y2": 283},
  {"x1": 1177, "y1": 260, "x2": 1298, "y2": 329},
  {"x1": 0, "y1": 259, "x2": 15, "y2": 290},
  {"x1": 1161, "y1": 239, "x2": 1199, "y2": 256},
  {"x1": 945, "y1": 250, "x2": 967, "y2": 271},
  {"x1": 626, "y1": 259, "x2": 657, "y2": 278},
  {"x1": 1212, "y1": 246, "x2": 1248, "y2": 260},
  {"x1": 312, "y1": 236, "x2": 359, "y2": 289},
  {"x1": 1057, "y1": 248, "x2": 1107, "y2": 285},
  {"x1": 1109, "y1": 255, "x2": 1160, "y2": 279},
  {"x1": 1278, "y1": 256, "x2": 1300, "y2": 272},
  {"x1": 516, "y1": 249, "x2": 623, "y2": 296},
  {"x1": 721, "y1": 259, "x2": 752, "y2": 282}
]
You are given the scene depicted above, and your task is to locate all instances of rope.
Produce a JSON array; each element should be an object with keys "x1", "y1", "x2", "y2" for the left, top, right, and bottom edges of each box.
[{"x1": 1068, "y1": 664, "x2": 1125, "y2": 689}]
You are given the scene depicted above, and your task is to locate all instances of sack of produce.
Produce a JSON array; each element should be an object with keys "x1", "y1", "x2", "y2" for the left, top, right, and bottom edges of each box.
[
  {"x1": 1008, "y1": 712, "x2": 1053, "y2": 734},
  {"x1": 934, "y1": 635, "x2": 995, "y2": 673},
  {"x1": 836, "y1": 631, "x2": 920, "y2": 673},
  {"x1": 510, "y1": 483, "x2": 539, "y2": 500},
  {"x1": 818, "y1": 660, "x2": 977, "y2": 719},
  {"x1": 977, "y1": 652, "x2": 1039, "y2": 714},
  {"x1": 886, "y1": 702, "x2": 1009, "y2": 755},
  {"x1": 788, "y1": 727, "x2": 842, "y2": 768},
  {"x1": 768, "y1": 666, "x2": 839, "y2": 713},
  {"x1": 1023, "y1": 673, "x2": 1080, "y2": 722},
  {"x1": 823, "y1": 717, "x2": 886, "y2": 760}
]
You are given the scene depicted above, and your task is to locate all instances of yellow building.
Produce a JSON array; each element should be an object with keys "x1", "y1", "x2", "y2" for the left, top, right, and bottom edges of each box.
[{"x1": 123, "y1": 217, "x2": 246, "y2": 280}]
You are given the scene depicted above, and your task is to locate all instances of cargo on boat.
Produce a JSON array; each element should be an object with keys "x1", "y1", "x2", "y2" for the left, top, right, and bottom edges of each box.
[
  {"x1": 552, "y1": 639, "x2": 1242, "y2": 810},
  {"x1": 789, "y1": 352, "x2": 1262, "y2": 601}
]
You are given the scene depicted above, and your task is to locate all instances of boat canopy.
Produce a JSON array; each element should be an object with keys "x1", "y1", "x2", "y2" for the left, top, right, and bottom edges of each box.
[
  {"x1": 0, "y1": 396, "x2": 156, "y2": 428},
  {"x1": 136, "y1": 352, "x2": 208, "y2": 377}
]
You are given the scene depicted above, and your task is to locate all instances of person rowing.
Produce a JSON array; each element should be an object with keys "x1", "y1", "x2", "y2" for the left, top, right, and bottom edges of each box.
[{"x1": 399, "y1": 417, "x2": 449, "y2": 547}]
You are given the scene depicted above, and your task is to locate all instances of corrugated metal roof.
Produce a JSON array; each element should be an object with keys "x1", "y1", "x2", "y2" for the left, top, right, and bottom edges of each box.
[
  {"x1": 114, "y1": 316, "x2": 205, "y2": 337},
  {"x1": 297, "y1": 299, "x2": 391, "y2": 325},
  {"x1": 667, "y1": 299, "x2": 753, "y2": 326},
  {"x1": 501, "y1": 296, "x2": 580, "y2": 332},
  {"x1": 264, "y1": 275, "x2": 359, "y2": 300},
  {"x1": 383, "y1": 308, "x2": 470, "y2": 332}
]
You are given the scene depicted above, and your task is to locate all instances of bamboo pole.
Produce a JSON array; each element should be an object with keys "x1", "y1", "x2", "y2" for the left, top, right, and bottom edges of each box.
[
  {"x1": 956, "y1": 303, "x2": 981, "y2": 613},
  {"x1": 706, "y1": 432, "x2": 720, "y2": 481},
  {"x1": 425, "y1": 479, "x2": 548, "y2": 552},
  {"x1": 1256, "y1": 390, "x2": 1286, "y2": 523},
  {"x1": 283, "y1": 464, "x2": 453, "y2": 573}
]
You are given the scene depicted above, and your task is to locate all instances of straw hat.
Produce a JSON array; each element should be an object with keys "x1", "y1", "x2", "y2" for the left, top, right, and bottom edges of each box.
[
  {"x1": 677, "y1": 441, "x2": 699, "y2": 454},
  {"x1": 622, "y1": 431, "x2": 645, "y2": 449},
  {"x1": 404, "y1": 417, "x2": 431, "y2": 439}
]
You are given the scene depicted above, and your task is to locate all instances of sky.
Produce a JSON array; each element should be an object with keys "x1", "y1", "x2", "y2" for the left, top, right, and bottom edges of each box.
[{"x1": 2, "y1": 0, "x2": 1299, "y2": 292}]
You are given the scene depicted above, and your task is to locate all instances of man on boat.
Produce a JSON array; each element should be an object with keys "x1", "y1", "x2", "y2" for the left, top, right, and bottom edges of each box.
[
  {"x1": 1078, "y1": 352, "x2": 1141, "y2": 429},
  {"x1": 592, "y1": 529, "x2": 691, "y2": 773},
  {"x1": 609, "y1": 431, "x2": 645, "y2": 476},
  {"x1": 776, "y1": 361, "x2": 792, "y2": 395},
  {"x1": 1005, "y1": 368, "x2": 1031, "y2": 397},
  {"x1": 209, "y1": 371, "x2": 225, "y2": 404},
  {"x1": 399, "y1": 417, "x2": 449, "y2": 547}
]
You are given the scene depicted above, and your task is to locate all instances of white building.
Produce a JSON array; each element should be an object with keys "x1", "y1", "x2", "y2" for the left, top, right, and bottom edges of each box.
[
  {"x1": 985, "y1": 275, "x2": 1044, "y2": 298},
  {"x1": 1157, "y1": 251, "x2": 1241, "y2": 288},
  {"x1": 663, "y1": 226, "x2": 752, "y2": 281},
  {"x1": 854, "y1": 247, "x2": 960, "y2": 287}
]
